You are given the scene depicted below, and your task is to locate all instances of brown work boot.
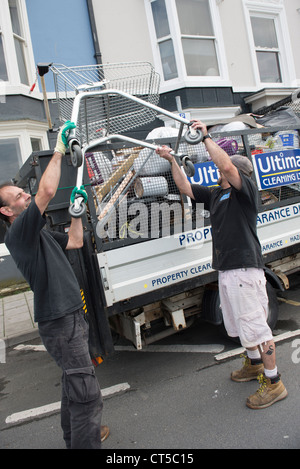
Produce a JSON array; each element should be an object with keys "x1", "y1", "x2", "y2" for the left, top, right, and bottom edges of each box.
[
  {"x1": 231, "y1": 355, "x2": 264, "y2": 382},
  {"x1": 101, "y1": 425, "x2": 110, "y2": 442},
  {"x1": 246, "y1": 374, "x2": 288, "y2": 409}
]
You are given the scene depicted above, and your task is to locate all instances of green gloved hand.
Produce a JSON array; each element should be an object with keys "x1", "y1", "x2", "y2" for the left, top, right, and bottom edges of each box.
[
  {"x1": 70, "y1": 185, "x2": 88, "y2": 204},
  {"x1": 54, "y1": 120, "x2": 76, "y2": 155}
]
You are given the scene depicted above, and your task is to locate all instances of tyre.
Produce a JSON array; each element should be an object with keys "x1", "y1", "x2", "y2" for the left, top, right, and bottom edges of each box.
[
  {"x1": 202, "y1": 281, "x2": 279, "y2": 342},
  {"x1": 265, "y1": 281, "x2": 279, "y2": 330},
  {"x1": 202, "y1": 287, "x2": 223, "y2": 326}
]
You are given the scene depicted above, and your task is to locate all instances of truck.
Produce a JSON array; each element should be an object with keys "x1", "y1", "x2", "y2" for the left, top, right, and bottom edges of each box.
[
  {"x1": 13, "y1": 112, "x2": 300, "y2": 362},
  {"x1": 6, "y1": 62, "x2": 300, "y2": 361}
]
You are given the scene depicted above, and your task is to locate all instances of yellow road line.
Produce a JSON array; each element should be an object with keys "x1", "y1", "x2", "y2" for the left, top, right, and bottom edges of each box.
[{"x1": 277, "y1": 297, "x2": 300, "y2": 306}]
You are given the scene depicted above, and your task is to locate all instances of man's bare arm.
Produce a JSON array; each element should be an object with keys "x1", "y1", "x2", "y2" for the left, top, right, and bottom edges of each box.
[
  {"x1": 66, "y1": 217, "x2": 84, "y2": 250},
  {"x1": 155, "y1": 146, "x2": 195, "y2": 199},
  {"x1": 191, "y1": 120, "x2": 242, "y2": 190},
  {"x1": 35, "y1": 122, "x2": 76, "y2": 215},
  {"x1": 35, "y1": 151, "x2": 64, "y2": 215}
]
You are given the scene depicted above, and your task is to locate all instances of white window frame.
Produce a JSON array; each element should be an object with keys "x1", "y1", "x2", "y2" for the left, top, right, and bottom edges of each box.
[
  {"x1": 243, "y1": 0, "x2": 297, "y2": 88},
  {"x1": 144, "y1": 0, "x2": 230, "y2": 93},
  {"x1": 0, "y1": 0, "x2": 37, "y2": 96},
  {"x1": 0, "y1": 121, "x2": 49, "y2": 166}
]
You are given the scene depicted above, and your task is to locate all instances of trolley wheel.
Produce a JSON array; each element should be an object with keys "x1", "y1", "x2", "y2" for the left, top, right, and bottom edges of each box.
[
  {"x1": 184, "y1": 128, "x2": 203, "y2": 145},
  {"x1": 182, "y1": 156, "x2": 195, "y2": 178},
  {"x1": 68, "y1": 201, "x2": 87, "y2": 218},
  {"x1": 70, "y1": 143, "x2": 83, "y2": 168}
]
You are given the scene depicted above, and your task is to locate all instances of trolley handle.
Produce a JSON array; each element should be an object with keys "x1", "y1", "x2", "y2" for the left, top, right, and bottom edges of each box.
[{"x1": 69, "y1": 88, "x2": 204, "y2": 146}]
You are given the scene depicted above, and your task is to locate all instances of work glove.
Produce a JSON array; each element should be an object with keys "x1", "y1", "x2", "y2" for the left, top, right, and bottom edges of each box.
[
  {"x1": 54, "y1": 120, "x2": 76, "y2": 155},
  {"x1": 70, "y1": 185, "x2": 88, "y2": 204}
]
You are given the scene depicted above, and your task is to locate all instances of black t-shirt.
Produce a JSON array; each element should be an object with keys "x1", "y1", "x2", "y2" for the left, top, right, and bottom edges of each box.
[
  {"x1": 191, "y1": 172, "x2": 264, "y2": 271},
  {"x1": 5, "y1": 199, "x2": 83, "y2": 323}
]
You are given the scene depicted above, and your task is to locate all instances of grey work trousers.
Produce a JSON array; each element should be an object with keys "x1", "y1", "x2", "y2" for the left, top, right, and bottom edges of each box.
[{"x1": 38, "y1": 309, "x2": 103, "y2": 449}]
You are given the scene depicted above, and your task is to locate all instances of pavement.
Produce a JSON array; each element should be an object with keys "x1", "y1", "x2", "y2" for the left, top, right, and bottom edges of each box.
[{"x1": 0, "y1": 290, "x2": 40, "y2": 347}]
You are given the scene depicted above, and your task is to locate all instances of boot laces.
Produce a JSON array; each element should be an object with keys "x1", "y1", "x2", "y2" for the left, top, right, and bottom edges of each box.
[
  {"x1": 240, "y1": 353, "x2": 250, "y2": 367},
  {"x1": 257, "y1": 373, "x2": 267, "y2": 394}
]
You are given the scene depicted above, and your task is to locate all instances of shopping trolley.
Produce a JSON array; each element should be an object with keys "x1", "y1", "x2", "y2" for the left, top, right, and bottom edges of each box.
[{"x1": 48, "y1": 62, "x2": 203, "y2": 219}]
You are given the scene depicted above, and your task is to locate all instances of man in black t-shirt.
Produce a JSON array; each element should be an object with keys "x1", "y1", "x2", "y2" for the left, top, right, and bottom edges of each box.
[
  {"x1": 0, "y1": 122, "x2": 109, "y2": 447},
  {"x1": 156, "y1": 120, "x2": 287, "y2": 410}
]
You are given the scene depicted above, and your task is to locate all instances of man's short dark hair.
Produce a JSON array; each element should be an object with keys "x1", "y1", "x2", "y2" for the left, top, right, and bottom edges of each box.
[{"x1": 0, "y1": 181, "x2": 14, "y2": 222}]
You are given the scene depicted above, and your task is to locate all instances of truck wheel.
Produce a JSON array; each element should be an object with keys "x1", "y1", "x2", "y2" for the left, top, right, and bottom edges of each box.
[
  {"x1": 202, "y1": 287, "x2": 223, "y2": 326},
  {"x1": 265, "y1": 281, "x2": 279, "y2": 330},
  {"x1": 203, "y1": 281, "x2": 279, "y2": 342}
]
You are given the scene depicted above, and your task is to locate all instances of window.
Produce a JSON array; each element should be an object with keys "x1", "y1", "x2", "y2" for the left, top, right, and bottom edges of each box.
[
  {"x1": 243, "y1": 0, "x2": 296, "y2": 88},
  {"x1": 30, "y1": 137, "x2": 42, "y2": 152},
  {"x1": 9, "y1": 0, "x2": 29, "y2": 85},
  {"x1": 250, "y1": 16, "x2": 281, "y2": 83},
  {"x1": 0, "y1": 24, "x2": 8, "y2": 81},
  {"x1": 176, "y1": 0, "x2": 219, "y2": 77},
  {"x1": 0, "y1": 123, "x2": 49, "y2": 180},
  {"x1": 146, "y1": 0, "x2": 227, "y2": 88},
  {"x1": 151, "y1": 0, "x2": 178, "y2": 80},
  {"x1": 0, "y1": 138, "x2": 22, "y2": 181},
  {"x1": 0, "y1": 0, "x2": 34, "y2": 90}
]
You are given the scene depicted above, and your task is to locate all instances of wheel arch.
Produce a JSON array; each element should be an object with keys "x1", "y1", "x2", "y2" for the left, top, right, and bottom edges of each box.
[{"x1": 264, "y1": 267, "x2": 285, "y2": 292}]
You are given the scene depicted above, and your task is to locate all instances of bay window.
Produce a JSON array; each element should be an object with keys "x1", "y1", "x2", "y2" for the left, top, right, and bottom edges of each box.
[
  {"x1": 146, "y1": 0, "x2": 227, "y2": 88},
  {"x1": 0, "y1": 138, "x2": 22, "y2": 181}
]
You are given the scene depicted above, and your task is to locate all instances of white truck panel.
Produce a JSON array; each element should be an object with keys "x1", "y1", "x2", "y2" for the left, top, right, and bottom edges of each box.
[
  {"x1": 98, "y1": 226, "x2": 213, "y2": 306},
  {"x1": 98, "y1": 201, "x2": 300, "y2": 306}
]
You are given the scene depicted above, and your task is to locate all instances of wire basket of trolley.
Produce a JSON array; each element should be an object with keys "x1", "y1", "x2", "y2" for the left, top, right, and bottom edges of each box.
[{"x1": 47, "y1": 62, "x2": 203, "y2": 220}]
